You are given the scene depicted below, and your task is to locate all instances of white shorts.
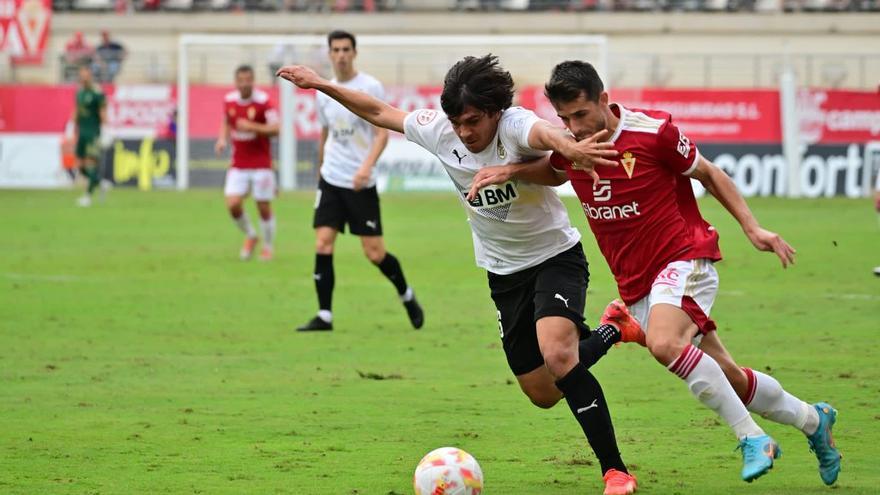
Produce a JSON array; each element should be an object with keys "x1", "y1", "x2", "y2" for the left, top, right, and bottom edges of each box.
[
  {"x1": 628, "y1": 258, "x2": 719, "y2": 341},
  {"x1": 224, "y1": 168, "x2": 276, "y2": 201}
]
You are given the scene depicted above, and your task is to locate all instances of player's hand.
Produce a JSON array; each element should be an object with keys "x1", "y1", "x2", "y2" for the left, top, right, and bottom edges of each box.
[
  {"x1": 562, "y1": 130, "x2": 618, "y2": 185},
  {"x1": 235, "y1": 118, "x2": 256, "y2": 132},
  {"x1": 214, "y1": 138, "x2": 227, "y2": 157},
  {"x1": 467, "y1": 165, "x2": 513, "y2": 202},
  {"x1": 275, "y1": 65, "x2": 325, "y2": 89},
  {"x1": 746, "y1": 227, "x2": 796, "y2": 268},
  {"x1": 352, "y1": 167, "x2": 371, "y2": 191}
]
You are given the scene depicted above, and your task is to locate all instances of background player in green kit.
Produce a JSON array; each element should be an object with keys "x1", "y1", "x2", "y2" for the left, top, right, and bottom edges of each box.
[{"x1": 72, "y1": 65, "x2": 107, "y2": 207}]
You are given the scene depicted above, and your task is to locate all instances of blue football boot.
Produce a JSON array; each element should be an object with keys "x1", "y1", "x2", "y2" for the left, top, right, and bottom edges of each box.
[
  {"x1": 737, "y1": 434, "x2": 781, "y2": 482},
  {"x1": 807, "y1": 402, "x2": 841, "y2": 485}
]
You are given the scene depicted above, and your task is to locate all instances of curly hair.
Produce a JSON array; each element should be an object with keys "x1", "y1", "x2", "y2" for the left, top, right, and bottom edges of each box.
[{"x1": 440, "y1": 54, "x2": 514, "y2": 118}]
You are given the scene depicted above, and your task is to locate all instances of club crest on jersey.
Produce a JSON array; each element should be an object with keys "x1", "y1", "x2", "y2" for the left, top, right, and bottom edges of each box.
[
  {"x1": 496, "y1": 140, "x2": 507, "y2": 160},
  {"x1": 247, "y1": 106, "x2": 256, "y2": 120},
  {"x1": 464, "y1": 181, "x2": 518, "y2": 209},
  {"x1": 416, "y1": 109, "x2": 437, "y2": 126},
  {"x1": 621, "y1": 151, "x2": 636, "y2": 178}
]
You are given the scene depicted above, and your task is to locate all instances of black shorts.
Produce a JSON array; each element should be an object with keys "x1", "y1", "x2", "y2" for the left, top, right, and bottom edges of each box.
[
  {"x1": 313, "y1": 177, "x2": 383, "y2": 236},
  {"x1": 488, "y1": 242, "x2": 590, "y2": 376}
]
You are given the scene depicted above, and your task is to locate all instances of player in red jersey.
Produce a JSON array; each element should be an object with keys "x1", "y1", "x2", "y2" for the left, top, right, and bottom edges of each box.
[
  {"x1": 215, "y1": 65, "x2": 280, "y2": 261},
  {"x1": 469, "y1": 60, "x2": 841, "y2": 486}
]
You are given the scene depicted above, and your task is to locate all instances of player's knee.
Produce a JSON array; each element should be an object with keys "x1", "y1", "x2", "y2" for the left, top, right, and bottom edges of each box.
[
  {"x1": 541, "y1": 347, "x2": 578, "y2": 379},
  {"x1": 257, "y1": 205, "x2": 272, "y2": 220},
  {"x1": 363, "y1": 244, "x2": 385, "y2": 264},
  {"x1": 227, "y1": 203, "x2": 243, "y2": 218},
  {"x1": 647, "y1": 337, "x2": 684, "y2": 367},
  {"x1": 315, "y1": 240, "x2": 334, "y2": 255}
]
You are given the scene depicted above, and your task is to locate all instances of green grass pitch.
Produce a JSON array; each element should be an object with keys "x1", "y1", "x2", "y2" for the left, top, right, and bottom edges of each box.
[{"x1": 1, "y1": 189, "x2": 878, "y2": 494}]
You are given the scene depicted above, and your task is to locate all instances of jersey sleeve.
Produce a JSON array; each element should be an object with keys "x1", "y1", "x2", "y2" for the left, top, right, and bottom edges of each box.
[
  {"x1": 498, "y1": 107, "x2": 543, "y2": 159},
  {"x1": 403, "y1": 108, "x2": 444, "y2": 154},
  {"x1": 549, "y1": 151, "x2": 570, "y2": 171},
  {"x1": 658, "y1": 117, "x2": 700, "y2": 175}
]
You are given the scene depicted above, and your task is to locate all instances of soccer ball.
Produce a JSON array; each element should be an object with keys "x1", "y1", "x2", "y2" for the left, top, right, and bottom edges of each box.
[{"x1": 413, "y1": 447, "x2": 483, "y2": 495}]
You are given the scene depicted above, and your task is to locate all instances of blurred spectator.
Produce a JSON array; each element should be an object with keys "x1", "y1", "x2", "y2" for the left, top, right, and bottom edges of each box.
[
  {"x1": 94, "y1": 31, "x2": 127, "y2": 82},
  {"x1": 65, "y1": 32, "x2": 94, "y2": 66},
  {"x1": 158, "y1": 108, "x2": 178, "y2": 139}
]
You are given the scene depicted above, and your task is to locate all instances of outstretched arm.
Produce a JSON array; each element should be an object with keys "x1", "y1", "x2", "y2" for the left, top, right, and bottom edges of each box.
[
  {"x1": 466, "y1": 155, "x2": 567, "y2": 201},
  {"x1": 691, "y1": 156, "x2": 796, "y2": 268},
  {"x1": 276, "y1": 65, "x2": 406, "y2": 133},
  {"x1": 528, "y1": 125, "x2": 617, "y2": 184}
]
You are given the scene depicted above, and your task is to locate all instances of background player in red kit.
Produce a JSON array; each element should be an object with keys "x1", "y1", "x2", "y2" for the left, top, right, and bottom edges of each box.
[
  {"x1": 215, "y1": 65, "x2": 280, "y2": 261},
  {"x1": 469, "y1": 60, "x2": 841, "y2": 486}
]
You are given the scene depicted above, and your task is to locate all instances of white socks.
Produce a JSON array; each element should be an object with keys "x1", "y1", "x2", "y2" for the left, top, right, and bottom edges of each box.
[
  {"x1": 669, "y1": 344, "x2": 765, "y2": 440},
  {"x1": 743, "y1": 368, "x2": 820, "y2": 436},
  {"x1": 317, "y1": 310, "x2": 332, "y2": 323},
  {"x1": 260, "y1": 216, "x2": 276, "y2": 248},
  {"x1": 233, "y1": 213, "x2": 256, "y2": 238}
]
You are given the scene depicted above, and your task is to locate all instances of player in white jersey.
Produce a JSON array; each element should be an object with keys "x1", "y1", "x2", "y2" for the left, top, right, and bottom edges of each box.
[
  {"x1": 279, "y1": 55, "x2": 641, "y2": 494},
  {"x1": 297, "y1": 31, "x2": 424, "y2": 332}
]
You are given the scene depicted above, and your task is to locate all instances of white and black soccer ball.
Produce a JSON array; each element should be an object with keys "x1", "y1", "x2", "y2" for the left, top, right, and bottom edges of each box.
[{"x1": 413, "y1": 447, "x2": 483, "y2": 495}]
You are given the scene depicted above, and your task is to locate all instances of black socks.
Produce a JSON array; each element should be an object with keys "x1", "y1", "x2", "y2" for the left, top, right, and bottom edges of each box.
[
  {"x1": 376, "y1": 253, "x2": 408, "y2": 296},
  {"x1": 314, "y1": 253, "x2": 334, "y2": 311},
  {"x1": 578, "y1": 324, "x2": 621, "y2": 368},
  {"x1": 555, "y1": 363, "x2": 627, "y2": 475}
]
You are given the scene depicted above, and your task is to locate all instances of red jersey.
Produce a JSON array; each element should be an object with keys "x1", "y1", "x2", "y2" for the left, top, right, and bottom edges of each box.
[
  {"x1": 224, "y1": 89, "x2": 278, "y2": 169},
  {"x1": 551, "y1": 104, "x2": 721, "y2": 304}
]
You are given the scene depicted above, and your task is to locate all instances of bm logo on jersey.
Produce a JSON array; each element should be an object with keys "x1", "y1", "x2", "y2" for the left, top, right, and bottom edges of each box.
[{"x1": 465, "y1": 181, "x2": 518, "y2": 208}]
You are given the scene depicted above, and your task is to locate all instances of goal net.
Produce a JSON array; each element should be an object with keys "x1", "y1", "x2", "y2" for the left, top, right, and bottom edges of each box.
[{"x1": 176, "y1": 34, "x2": 608, "y2": 191}]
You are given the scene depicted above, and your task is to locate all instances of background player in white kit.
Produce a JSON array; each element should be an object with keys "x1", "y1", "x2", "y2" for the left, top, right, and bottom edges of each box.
[
  {"x1": 278, "y1": 55, "x2": 642, "y2": 495},
  {"x1": 296, "y1": 31, "x2": 424, "y2": 332},
  {"x1": 215, "y1": 65, "x2": 280, "y2": 261}
]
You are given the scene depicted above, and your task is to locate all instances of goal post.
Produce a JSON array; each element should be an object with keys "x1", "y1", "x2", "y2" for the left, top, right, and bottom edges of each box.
[{"x1": 176, "y1": 34, "x2": 609, "y2": 191}]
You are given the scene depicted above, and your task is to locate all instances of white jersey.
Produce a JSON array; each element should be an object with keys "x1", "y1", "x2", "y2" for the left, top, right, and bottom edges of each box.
[
  {"x1": 403, "y1": 106, "x2": 581, "y2": 275},
  {"x1": 317, "y1": 72, "x2": 385, "y2": 189}
]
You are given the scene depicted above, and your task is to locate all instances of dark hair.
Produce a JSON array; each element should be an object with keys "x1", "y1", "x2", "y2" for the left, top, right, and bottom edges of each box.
[
  {"x1": 544, "y1": 60, "x2": 604, "y2": 104},
  {"x1": 327, "y1": 30, "x2": 356, "y2": 50},
  {"x1": 235, "y1": 64, "x2": 254, "y2": 76},
  {"x1": 440, "y1": 54, "x2": 514, "y2": 118}
]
